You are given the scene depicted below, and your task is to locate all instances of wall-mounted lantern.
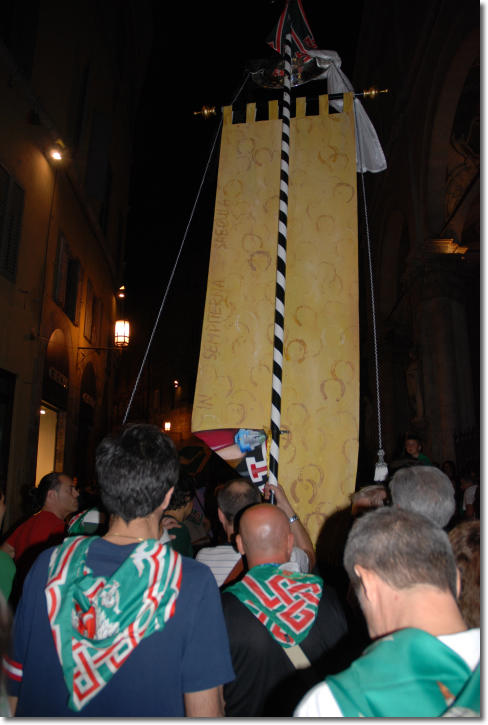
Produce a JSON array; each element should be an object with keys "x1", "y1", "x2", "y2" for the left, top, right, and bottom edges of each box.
[
  {"x1": 164, "y1": 422, "x2": 171, "y2": 431},
  {"x1": 174, "y1": 380, "x2": 178, "y2": 388},
  {"x1": 48, "y1": 138, "x2": 65, "y2": 161},
  {"x1": 115, "y1": 320, "x2": 130, "y2": 347}
]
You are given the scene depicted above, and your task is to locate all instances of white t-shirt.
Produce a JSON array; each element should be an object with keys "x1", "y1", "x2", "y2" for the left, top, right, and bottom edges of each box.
[
  {"x1": 159, "y1": 528, "x2": 171, "y2": 545},
  {"x1": 195, "y1": 545, "x2": 241, "y2": 587},
  {"x1": 463, "y1": 484, "x2": 478, "y2": 508},
  {"x1": 294, "y1": 628, "x2": 480, "y2": 717},
  {"x1": 196, "y1": 544, "x2": 309, "y2": 587}
]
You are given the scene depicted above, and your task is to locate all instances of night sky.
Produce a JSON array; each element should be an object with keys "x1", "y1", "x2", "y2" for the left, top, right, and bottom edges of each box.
[{"x1": 124, "y1": 0, "x2": 365, "y2": 299}]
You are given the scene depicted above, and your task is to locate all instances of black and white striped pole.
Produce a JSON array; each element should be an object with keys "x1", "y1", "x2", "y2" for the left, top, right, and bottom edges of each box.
[{"x1": 268, "y1": 32, "x2": 292, "y2": 504}]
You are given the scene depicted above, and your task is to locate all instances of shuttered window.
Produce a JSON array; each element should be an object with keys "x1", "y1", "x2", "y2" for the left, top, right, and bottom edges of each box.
[
  {"x1": 65, "y1": 257, "x2": 84, "y2": 325},
  {"x1": 53, "y1": 233, "x2": 83, "y2": 326},
  {"x1": 98, "y1": 300, "x2": 104, "y2": 349},
  {"x1": 82, "y1": 283, "x2": 103, "y2": 348},
  {"x1": 53, "y1": 233, "x2": 69, "y2": 307},
  {"x1": 0, "y1": 164, "x2": 24, "y2": 284},
  {"x1": 91, "y1": 296, "x2": 103, "y2": 349},
  {"x1": 73, "y1": 262, "x2": 84, "y2": 326},
  {"x1": 84, "y1": 278, "x2": 94, "y2": 342}
]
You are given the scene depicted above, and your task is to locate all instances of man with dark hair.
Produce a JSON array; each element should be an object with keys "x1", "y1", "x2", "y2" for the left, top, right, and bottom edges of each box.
[
  {"x1": 221, "y1": 503, "x2": 348, "y2": 716},
  {"x1": 295, "y1": 508, "x2": 480, "y2": 717},
  {"x1": 389, "y1": 465, "x2": 455, "y2": 528},
  {"x1": 196, "y1": 479, "x2": 261, "y2": 586},
  {"x1": 1, "y1": 472, "x2": 79, "y2": 596},
  {"x1": 4, "y1": 424, "x2": 234, "y2": 716},
  {"x1": 162, "y1": 474, "x2": 197, "y2": 558},
  {"x1": 196, "y1": 480, "x2": 314, "y2": 586}
]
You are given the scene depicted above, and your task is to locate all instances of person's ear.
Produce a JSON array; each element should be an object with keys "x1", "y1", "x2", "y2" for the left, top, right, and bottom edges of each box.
[
  {"x1": 236, "y1": 534, "x2": 245, "y2": 556},
  {"x1": 161, "y1": 487, "x2": 174, "y2": 511},
  {"x1": 217, "y1": 509, "x2": 226, "y2": 527},
  {"x1": 455, "y1": 567, "x2": 462, "y2": 600},
  {"x1": 47, "y1": 488, "x2": 57, "y2": 501},
  {"x1": 354, "y1": 565, "x2": 378, "y2": 603}
]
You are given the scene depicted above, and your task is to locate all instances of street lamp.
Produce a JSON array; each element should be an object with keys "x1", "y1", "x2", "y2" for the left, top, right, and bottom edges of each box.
[
  {"x1": 115, "y1": 320, "x2": 130, "y2": 347},
  {"x1": 48, "y1": 138, "x2": 65, "y2": 160}
]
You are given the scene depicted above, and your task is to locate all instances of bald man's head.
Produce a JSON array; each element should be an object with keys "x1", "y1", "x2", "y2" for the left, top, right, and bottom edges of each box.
[{"x1": 236, "y1": 504, "x2": 294, "y2": 567}]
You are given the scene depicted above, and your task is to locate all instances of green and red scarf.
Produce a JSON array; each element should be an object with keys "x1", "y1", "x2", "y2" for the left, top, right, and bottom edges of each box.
[
  {"x1": 67, "y1": 508, "x2": 104, "y2": 536},
  {"x1": 45, "y1": 535, "x2": 182, "y2": 711},
  {"x1": 326, "y1": 627, "x2": 480, "y2": 717},
  {"x1": 226, "y1": 563, "x2": 323, "y2": 647}
]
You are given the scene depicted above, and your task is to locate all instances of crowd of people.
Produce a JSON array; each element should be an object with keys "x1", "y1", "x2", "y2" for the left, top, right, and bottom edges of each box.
[{"x1": 0, "y1": 425, "x2": 479, "y2": 716}]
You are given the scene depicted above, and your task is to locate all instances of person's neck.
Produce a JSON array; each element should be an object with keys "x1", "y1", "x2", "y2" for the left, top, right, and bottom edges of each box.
[
  {"x1": 379, "y1": 587, "x2": 468, "y2": 638},
  {"x1": 164, "y1": 508, "x2": 185, "y2": 523},
  {"x1": 105, "y1": 515, "x2": 159, "y2": 543},
  {"x1": 41, "y1": 503, "x2": 65, "y2": 521},
  {"x1": 246, "y1": 554, "x2": 288, "y2": 569}
]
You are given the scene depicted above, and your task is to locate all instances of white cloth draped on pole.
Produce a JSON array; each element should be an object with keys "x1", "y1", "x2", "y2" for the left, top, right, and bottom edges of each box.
[{"x1": 305, "y1": 49, "x2": 387, "y2": 173}]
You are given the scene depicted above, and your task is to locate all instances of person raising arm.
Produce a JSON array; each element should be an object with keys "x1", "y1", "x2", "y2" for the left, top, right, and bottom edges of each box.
[{"x1": 263, "y1": 482, "x2": 315, "y2": 571}]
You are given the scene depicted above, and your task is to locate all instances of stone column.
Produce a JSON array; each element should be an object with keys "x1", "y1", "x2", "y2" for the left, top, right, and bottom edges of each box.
[{"x1": 402, "y1": 240, "x2": 475, "y2": 464}]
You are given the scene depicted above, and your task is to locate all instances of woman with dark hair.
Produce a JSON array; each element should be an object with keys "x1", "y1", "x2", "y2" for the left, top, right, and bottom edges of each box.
[{"x1": 0, "y1": 472, "x2": 79, "y2": 600}]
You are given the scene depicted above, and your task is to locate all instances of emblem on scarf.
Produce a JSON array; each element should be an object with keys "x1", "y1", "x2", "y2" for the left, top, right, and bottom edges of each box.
[
  {"x1": 227, "y1": 564, "x2": 323, "y2": 646},
  {"x1": 45, "y1": 536, "x2": 182, "y2": 711},
  {"x1": 67, "y1": 510, "x2": 86, "y2": 534}
]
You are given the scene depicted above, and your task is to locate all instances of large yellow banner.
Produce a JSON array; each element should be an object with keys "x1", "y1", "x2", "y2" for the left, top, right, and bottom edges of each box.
[{"x1": 192, "y1": 95, "x2": 359, "y2": 545}]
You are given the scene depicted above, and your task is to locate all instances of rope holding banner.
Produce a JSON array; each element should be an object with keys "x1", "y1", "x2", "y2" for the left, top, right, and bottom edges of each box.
[
  {"x1": 122, "y1": 72, "x2": 251, "y2": 426},
  {"x1": 354, "y1": 99, "x2": 387, "y2": 482},
  {"x1": 269, "y1": 32, "x2": 292, "y2": 503}
]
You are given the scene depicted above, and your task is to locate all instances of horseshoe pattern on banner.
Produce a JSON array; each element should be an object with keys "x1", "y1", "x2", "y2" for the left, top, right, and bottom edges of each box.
[{"x1": 192, "y1": 94, "x2": 359, "y2": 545}]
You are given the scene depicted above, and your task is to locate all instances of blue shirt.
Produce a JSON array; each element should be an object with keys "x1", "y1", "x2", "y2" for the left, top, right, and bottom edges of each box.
[{"x1": 6, "y1": 538, "x2": 235, "y2": 716}]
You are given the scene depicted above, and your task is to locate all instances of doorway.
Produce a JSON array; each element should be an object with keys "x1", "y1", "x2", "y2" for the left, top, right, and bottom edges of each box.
[{"x1": 35, "y1": 403, "x2": 58, "y2": 486}]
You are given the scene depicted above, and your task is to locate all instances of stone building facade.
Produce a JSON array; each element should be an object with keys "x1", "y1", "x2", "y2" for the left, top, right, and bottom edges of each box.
[
  {"x1": 0, "y1": 0, "x2": 152, "y2": 527},
  {"x1": 353, "y1": 0, "x2": 479, "y2": 468}
]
